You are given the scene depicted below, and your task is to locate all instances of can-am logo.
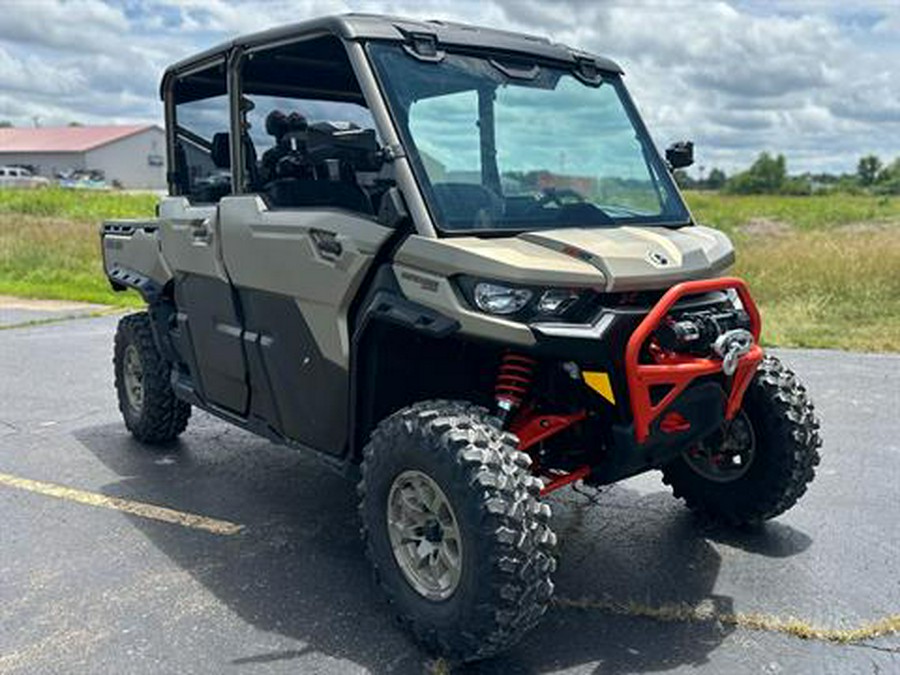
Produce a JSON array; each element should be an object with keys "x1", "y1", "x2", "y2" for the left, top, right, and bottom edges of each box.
[{"x1": 646, "y1": 250, "x2": 670, "y2": 267}]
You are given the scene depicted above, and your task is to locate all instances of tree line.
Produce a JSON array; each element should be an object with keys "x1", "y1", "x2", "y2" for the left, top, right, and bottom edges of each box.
[
  {"x1": 4, "y1": 116, "x2": 896, "y2": 197},
  {"x1": 675, "y1": 152, "x2": 900, "y2": 195}
]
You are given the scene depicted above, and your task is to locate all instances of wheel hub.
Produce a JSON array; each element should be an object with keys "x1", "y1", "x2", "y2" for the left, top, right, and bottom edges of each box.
[
  {"x1": 684, "y1": 410, "x2": 756, "y2": 483},
  {"x1": 123, "y1": 344, "x2": 145, "y2": 413},
  {"x1": 386, "y1": 470, "x2": 463, "y2": 601},
  {"x1": 423, "y1": 519, "x2": 443, "y2": 543}
]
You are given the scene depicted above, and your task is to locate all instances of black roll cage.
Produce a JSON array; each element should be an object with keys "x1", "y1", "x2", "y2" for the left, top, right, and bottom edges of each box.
[{"x1": 159, "y1": 15, "x2": 628, "y2": 239}]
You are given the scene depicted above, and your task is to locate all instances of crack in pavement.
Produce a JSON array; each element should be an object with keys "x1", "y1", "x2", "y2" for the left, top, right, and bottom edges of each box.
[{"x1": 848, "y1": 642, "x2": 900, "y2": 655}]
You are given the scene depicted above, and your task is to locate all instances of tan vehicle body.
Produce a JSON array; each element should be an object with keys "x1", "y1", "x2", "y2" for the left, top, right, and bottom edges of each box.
[{"x1": 102, "y1": 14, "x2": 820, "y2": 662}]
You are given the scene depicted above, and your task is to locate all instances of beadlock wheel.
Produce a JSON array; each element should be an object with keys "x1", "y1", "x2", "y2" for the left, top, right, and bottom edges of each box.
[
  {"x1": 358, "y1": 400, "x2": 556, "y2": 661},
  {"x1": 387, "y1": 470, "x2": 463, "y2": 601},
  {"x1": 114, "y1": 312, "x2": 191, "y2": 444},
  {"x1": 122, "y1": 343, "x2": 145, "y2": 414},
  {"x1": 662, "y1": 355, "x2": 821, "y2": 525},
  {"x1": 683, "y1": 410, "x2": 756, "y2": 483}
]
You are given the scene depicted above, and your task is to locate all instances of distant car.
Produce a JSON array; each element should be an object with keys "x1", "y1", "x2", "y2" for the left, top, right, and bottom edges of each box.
[
  {"x1": 57, "y1": 169, "x2": 107, "y2": 190},
  {"x1": 0, "y1": 166, "x2": 50, "y2": 188}
]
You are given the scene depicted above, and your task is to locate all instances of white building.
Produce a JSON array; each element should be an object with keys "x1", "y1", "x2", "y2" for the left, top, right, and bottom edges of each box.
[{"x1": 0, "y1": 125, "x2": 166, "y2": 189}]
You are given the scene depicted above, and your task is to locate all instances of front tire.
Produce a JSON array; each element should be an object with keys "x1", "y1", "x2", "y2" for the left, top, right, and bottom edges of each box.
[
  {"x1": 358, "y1": 400, "x2": 556, "y2": 661},
  {"x1": 114, "y1": 312, "x2": 190, "y2": 444},
  {"x1": 662, "y1": 355, "x2": 821, "y2": 526}
]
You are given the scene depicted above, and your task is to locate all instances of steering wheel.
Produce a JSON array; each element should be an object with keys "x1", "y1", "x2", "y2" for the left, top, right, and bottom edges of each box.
[
  {"x1": 532, "y1": 187, "x2": 615, "y2": 225},
  {"x1": 537, "y1": 187, "x2": 587, "y2": 207}
]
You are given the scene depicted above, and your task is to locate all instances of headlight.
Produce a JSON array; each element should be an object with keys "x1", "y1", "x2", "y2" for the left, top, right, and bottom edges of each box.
[
  {"x1": 458, "y1": 276, "x2": 596, "y2": 321},
  {"x1": 536, "y1": 289, "x2": 581, "y2": 314},
  {"x1": 474, "y1": 282, "x2": 533, "y2": 315}
]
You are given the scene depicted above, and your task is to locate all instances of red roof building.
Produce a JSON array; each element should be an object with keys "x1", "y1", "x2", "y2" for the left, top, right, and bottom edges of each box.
[
  {"x1": 0, "y1": 125, "x2": 166, "y2": 189},
  {"x1": 0, "y1": 125, "x2": 153, "y2": 152}
]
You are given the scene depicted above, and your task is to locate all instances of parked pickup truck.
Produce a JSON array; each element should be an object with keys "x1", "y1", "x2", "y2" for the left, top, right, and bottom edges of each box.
[{"x1": 0, "y1": 165, "x2": 50, "y2": 188}]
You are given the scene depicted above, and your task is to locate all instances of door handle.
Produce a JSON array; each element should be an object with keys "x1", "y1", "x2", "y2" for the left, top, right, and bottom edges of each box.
[
  {"x1": 186, "y1": 218, "x2": 211, "y2": 243},
  {"x1": 169, "y1": 217, "x2": 211, "y2": 241},
  {"x1": 310, "y1": 229, "x2": 343, "y2": 258},
  {"x1": 191, "y1": 223, "x2": 210, "y2": 238}
]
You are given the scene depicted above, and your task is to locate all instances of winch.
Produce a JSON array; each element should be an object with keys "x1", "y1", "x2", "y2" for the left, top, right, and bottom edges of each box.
[
  {"x1": 713, "y1": 329, "x2": 755, "y2": 376},
  {"x1": 655, "y1": 307, "x2": 752, "y2": 354}
]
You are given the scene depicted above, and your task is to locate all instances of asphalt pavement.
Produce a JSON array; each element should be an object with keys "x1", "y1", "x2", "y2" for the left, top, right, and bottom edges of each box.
[{"x1": 0, "y1": 313, "x2": 898, "y2": 674}]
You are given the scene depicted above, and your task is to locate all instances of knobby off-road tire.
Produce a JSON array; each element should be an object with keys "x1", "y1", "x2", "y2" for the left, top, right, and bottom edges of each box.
[
  {"x1": 114, "y1": 312, "x2": 190, "y2": 444},
  {"x1": 663, "y1": 355, "x2": 821, "y2": 526},
  {"x1": 358, "y1": 400, "x2": 556, "y2": 662}
]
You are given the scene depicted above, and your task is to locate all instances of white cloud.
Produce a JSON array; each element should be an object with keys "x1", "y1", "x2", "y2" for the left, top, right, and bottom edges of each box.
[
  {"x1": 0, "y1": 0, "x2": 898, "y2": 174},
  {"x1": 0, "y1": 0, "x2": 128, "y2": 51},
  {"x1": 0, "y1": 46, "x2": 86, "y2": 95}
]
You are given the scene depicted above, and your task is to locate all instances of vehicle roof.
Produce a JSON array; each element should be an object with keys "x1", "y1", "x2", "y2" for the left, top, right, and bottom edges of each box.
[{"x1": 161, "y1": 12, "x2": 622, "y2": 89}]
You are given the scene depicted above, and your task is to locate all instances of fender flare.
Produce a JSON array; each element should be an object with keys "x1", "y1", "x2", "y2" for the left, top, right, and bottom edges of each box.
[
  {"x1": 106, "y1": 265, "x2": 163, "y2": 304},
  {"x1": 347, "y1": 264, "x2": 460, "y2": 460}
]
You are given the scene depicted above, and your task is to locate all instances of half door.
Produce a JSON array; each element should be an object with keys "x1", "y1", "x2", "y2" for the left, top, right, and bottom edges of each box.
[
  {"x1": 159, "y1": 62, "x2": 249, "y2": 415},
  {"x1": 217, "y1": 35, "x2": 395, "y2": 455}
]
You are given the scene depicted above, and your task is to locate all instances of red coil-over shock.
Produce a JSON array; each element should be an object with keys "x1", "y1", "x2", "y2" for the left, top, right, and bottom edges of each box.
[
  {"x1": 494, "y1": 352, "x2": 536, "y2": 424},
  {"x1": 495, "y1": 352, "x2": 592, "y2": 495}
]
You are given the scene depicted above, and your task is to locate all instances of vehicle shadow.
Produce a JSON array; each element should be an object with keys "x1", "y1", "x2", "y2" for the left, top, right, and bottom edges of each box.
[
  {"x1": 464, "y1": 486, "x2": 811, "y2": 674},
  {"x1": 75, "y1": 418, "x2": 811, "y2": 674}
]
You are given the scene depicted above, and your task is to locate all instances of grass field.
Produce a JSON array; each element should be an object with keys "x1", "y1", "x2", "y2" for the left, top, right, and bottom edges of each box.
[
  {"x1": 687, "y1": 191, "x2": 900, "y2": 352},
  {"x1": 0, "y1": 188, "x2": 898, "y2": 350},
  {"x1": 686, "y1": 191, "x2": 900, "y2": 232},
  {"x1": 0, "y1": 187, "x2": 158, "y2": 221},
  {"x1": 0, "y1": 189, "x2": 155, "y2": 308}
]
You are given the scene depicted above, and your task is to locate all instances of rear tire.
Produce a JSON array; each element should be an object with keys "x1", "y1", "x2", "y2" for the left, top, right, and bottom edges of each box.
[
  {"x1": 114, "y1": 312, "x2": 190, "y2": 444},
  {"x1": 358, "y1": 400, "x2": 556, "y2": 662},
  {"x1": 662, "y1": 355, "x2": 821, "y2": 526}
]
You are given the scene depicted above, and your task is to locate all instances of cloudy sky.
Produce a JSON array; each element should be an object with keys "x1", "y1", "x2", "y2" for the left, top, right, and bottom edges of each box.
[{"x1": 2, "y1": 0, "x2": 899, "y2": 175}]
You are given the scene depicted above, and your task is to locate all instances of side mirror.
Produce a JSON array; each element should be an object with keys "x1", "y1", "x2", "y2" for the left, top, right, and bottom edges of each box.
[{"x1": 666, "y1": 141, "x2": 694, "y2": 169}]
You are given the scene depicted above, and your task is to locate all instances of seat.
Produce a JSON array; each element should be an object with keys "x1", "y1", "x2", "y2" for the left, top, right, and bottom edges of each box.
[
  {"x1": 210, "y1": 132, "x2": 230, "y2": 168},
  {"x1": 259, "y1": 113, "x2": 374, "y2": 213},
  {"x1": 431, "y1": 183, "x2": 504, "y2": 228},
  {"x1": 261, "y1": 111, "x2": 309, "y2": 183},
  {"x1": 265, "y1": 178, "x2": 372, "y2": 213},
  {"x1": 205, "y1": 130, "x2": 261, "y2": 194}
]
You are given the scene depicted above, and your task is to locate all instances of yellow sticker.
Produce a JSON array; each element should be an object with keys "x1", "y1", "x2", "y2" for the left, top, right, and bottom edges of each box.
[{"x1": 583, "y1": 371, "x2": 616, "y2": 405}]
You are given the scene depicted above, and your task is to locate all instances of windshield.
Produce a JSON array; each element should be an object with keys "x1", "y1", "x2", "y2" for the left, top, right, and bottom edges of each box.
[{"x1": 368, "y1": 43, "x2": 690, "y2": 233}]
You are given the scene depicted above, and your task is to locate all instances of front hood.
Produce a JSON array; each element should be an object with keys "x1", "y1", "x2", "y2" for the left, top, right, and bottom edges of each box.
[
  {"x1": 520, "y1": 225, "x2": 734, "y2": 292},
  {"x1": 395, "y1": 224, "x2": 734, "y2": 293}
]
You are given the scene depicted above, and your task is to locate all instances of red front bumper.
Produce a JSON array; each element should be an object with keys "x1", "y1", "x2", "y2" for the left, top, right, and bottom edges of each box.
[{"x1": 624, "y1": 277, "x2": 764, "y2": 444}]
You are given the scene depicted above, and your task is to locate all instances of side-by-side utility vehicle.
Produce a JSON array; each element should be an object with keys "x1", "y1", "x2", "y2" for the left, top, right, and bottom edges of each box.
[{"x1": 101, "y1": 14, "x2": 821, "y2": 661}]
